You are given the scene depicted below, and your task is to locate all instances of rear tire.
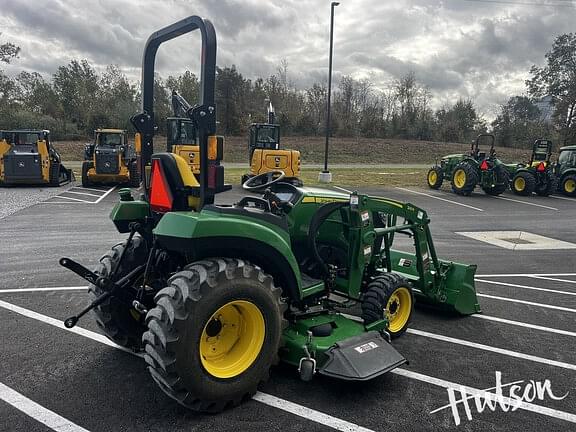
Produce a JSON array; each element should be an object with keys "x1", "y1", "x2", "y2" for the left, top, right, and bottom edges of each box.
[
  {"x1": 91, "y1": 236, "x2": 149, "y2": 350},
  {"x1": 482, "y1": 165, "x2": 509, "y2": 196},
  {"x1": 143, "y1": 258, "x2": 287, "y2": 412},
  {"x1": 511, "y1": 171, "x2": 535, "y2": 196},
  {"x1": 81, "y1": 161, "x2": 92, "y2": 188},
  {"x1": 427, "y1": 166, "x2": 443, "y2": 189},
  {"x1": 535, "y1": 172, "x2": 557, "y2": 197},
  {"x1": 361, "y1": 273, "x2": 413, "y2": 338},
  {"x1": 451, "y1": 161, "x2": 478, "y2": 196},
  {"x1": 128, "y1": 160, "x2": 140, "y2": 188},
  {"x1": 561, "y1": 174, "x2": 576, "y2": 197}
]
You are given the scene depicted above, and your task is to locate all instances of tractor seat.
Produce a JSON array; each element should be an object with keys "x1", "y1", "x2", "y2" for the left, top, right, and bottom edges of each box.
[{"x1": 150, "y1": 152, "x2": 200, "y2": 211}]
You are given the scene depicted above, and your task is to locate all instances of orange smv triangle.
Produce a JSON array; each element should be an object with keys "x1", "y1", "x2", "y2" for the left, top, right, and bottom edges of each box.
[
  {"x1": 150, "y1": 159, "x2": 173, "y2": 212},
  {"x1": 537, "y1": 162, "x2": 546, "y2": 172},
  {"x1": 480, "y1": 160, "x2": 489, "y2": 171}
]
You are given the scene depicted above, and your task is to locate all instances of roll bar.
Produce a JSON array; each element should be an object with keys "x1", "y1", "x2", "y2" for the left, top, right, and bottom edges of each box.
[{"x1": 131, "y1": 15, "x2": 216, "y2": 208}]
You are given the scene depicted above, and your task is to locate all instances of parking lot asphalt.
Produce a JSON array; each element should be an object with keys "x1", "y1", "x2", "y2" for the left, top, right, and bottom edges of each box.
[{"x1": 0, "y1": 182, "x2": 575, "y2": 432}]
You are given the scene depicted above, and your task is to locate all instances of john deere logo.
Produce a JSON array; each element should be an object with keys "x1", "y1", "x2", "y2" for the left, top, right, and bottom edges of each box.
[
  {"x1": 18, "y1": 161, "x2": 25, "y2": 168},
  {"x1": 105, "y1": 161, "x2": 111, "y2": 168},
  {"x1": 274, "y1": 156, "x2": 281, "y2": 167}
]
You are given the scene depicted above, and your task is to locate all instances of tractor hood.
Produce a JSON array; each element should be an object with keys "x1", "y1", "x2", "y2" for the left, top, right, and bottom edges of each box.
[
  {"x1": 442, "y1": 153, "x2": 466, "y2": 160},
  {"x1": 298, "y1": 186, "x2": 348, "y2": 199}
]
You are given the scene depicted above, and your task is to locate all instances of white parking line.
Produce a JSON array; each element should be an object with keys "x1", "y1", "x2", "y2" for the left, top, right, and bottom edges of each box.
[
  {"x1": 471, "y1": 314, "x2": 576, "y2": 338},
  {"x1": 550, "y1": 195, "x2": 575, "y2": 201},
  {"x1": 0, "y1": 287, "x2": 87, "y2": 294},
  {"x1": 71, "y1": 186, "x2": 110, "y2": 193},
  {"x1": 49, "y1": 195, "x2": 92, "y2": 203},
  {"x1": 408, "y1": 328, "x2": 576, "y2": 371},
  {"x1": 0, "y1": 382, "x2": 91, "y2": 432},
  {"x1": 0, "y1": 300, "x2": 373, "y2": 432},
  {"x1": 39, "y1": 201, "x2": 93, "y2": 205},
  {"x1": 393, "y1": 369, "x2": 576, "y2": 425},
  {"x1": 476, "y1": 272, "x2": 576, "y2": 278},
  {"x1": 65, "y1": 190, "x2": 103, "y2": 198},
  {"x1": 94, "y1": 186, "x2": 117, "y2": 204},
  {"x1": 395, "y1": 187, "x2": 484, "y2": 212},
  {"x1": 490, "y1": 195, "x2": 558, "y2": 211},
  {"x1": 340, "y1": 313, "x2": 576, "y2": 370},
  {"x1": 253, "y1": 393, "x2": 374, "y2": 432},
  {"x1": 0, "y1": 300, "x2": 133, "y2": 353},
  {"x1": 530, "y1": 275, "x2": 576, "y2": 285},
  {"x1": 476, "y1": 279, "x2": 576, "y2": 296},
  {"x1": 478, "y1": 293, "x2": 576, "y2": 313},
  {"x1": 4, "y1": 299, "x2": 576, "y2": 427}
]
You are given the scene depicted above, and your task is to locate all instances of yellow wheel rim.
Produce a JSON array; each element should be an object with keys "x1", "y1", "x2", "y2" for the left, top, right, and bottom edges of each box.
[
  {"x1": 199, "y1": 300, "x2": 265, "y2": 379},
  {"x1": 428, "y1": 170, "x2": 438, "y2": 186},
  {"x1": 565, "y1": 179, "x2": 576, "y2": 193},
  {"x1": 514, "y1": 176, "x2": 525, "y2": 192},
  {"x1": 453, "y1": 169, "x2": 466, "y2": 188},
  {"x1": 385, "y1": 287, "x2": 412, "y2": 333}
]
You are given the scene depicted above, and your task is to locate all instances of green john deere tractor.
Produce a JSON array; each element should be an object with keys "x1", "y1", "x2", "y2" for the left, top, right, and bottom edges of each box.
[
  {"x1": 553, "y1": 145, "x2": 576, "y2": 197},
  {"x1": 59, "y1": 16, "x2": 480, "y2": 413},
  {"x1": 427, "y1": 134, "x2": 509, "y2": 196},
  {"x1": 509, "y1": 139, "x2": 557, "y2": 196}
]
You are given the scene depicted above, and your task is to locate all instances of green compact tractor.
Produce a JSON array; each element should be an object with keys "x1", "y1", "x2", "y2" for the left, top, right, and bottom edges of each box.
[
  {"x1": 427, "y1": 134, "x2": 509, "y2": 196},
  {"x1": 59, "y1": 16, "x2": 480, "y2": 413},
  {"x1": 509, "y1": 139, "x2": 557, "y2": 196},
  {"x1": 554, "y1": 145, "x2": 576, "y2": 197}
]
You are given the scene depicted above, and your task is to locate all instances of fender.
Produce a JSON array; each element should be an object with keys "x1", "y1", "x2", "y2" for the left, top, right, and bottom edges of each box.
[{"x1": 153, "y1": 208, "x2": 303, "y2": 300}]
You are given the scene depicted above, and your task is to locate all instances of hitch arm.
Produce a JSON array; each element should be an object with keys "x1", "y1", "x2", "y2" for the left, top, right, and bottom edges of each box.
[{"x1": 59, "y1": 257, "x2": 100, "y2": 285}]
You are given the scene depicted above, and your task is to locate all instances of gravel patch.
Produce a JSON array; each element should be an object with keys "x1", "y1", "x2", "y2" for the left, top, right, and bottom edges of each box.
[{"x1": 0, "y1": 181, "x2": 77, "y2": 219}]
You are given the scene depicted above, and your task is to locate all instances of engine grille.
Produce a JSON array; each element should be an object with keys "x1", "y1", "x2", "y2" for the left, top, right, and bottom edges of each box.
[{"x1": 95, "y1": 151, "x2": 119, "y2": 174}]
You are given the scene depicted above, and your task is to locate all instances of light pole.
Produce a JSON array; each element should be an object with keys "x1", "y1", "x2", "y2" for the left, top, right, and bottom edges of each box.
[{"x1": 319, "y1": 1, "x2": 339, "y2": 183}]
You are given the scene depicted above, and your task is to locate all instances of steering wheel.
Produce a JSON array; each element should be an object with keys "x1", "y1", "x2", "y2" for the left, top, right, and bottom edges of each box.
[{"x1": 243, "y1": 170, "x2": 286, "y2": 191}]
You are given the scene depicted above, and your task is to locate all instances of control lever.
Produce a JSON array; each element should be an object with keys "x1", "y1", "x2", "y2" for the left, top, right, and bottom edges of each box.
[{"x1": 263, "y1": 188, "x2": 293, "y2": 214}]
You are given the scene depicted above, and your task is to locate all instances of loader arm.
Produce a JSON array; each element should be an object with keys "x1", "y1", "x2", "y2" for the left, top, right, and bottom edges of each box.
[{"x1": 364, "y1": 196, "x2": 480, "y2": 315}]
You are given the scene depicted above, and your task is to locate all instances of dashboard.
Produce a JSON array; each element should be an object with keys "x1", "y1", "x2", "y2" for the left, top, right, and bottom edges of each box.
[{"x1": 269, "y1": 182, "x2": 302, "y2": 204}]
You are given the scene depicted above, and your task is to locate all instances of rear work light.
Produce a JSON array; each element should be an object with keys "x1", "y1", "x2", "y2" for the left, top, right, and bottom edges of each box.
[
  {"x1": 536, "y1": 162, "x2": 546, "y2": 172},
  {"x1": 480, "y1": 160, "x2": 490, "y2": 171},
  {"x1": 150, "y1": 159, "x2": 173, "y2": 213}
]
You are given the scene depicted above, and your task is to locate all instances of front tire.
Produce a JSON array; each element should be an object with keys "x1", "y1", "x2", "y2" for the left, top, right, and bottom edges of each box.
[
  {"x1": 427, "y1": 166, "x2": 443, "y2": 189},
  {"x1": 361, "y1": 273, "x2": 414, "y2": 338},
  {"x1": 143, "y1": 258, "x2": 287, "y2": 412}
]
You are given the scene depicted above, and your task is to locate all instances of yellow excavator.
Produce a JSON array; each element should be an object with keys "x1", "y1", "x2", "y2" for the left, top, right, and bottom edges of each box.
[
  {"x1": 0, "y1": 129, "x2": 73, "y2": 186},
  {"x1": 241, "y1": 102, "x2": 302, "y2": 188},
  {"x1": 166, "y1": 90, "x2": 230, "y2": 193}
]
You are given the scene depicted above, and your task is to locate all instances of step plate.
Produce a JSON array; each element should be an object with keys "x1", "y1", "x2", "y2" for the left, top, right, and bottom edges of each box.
[{"x1": 318, "y1": 331, "x2": 407, "y2": 381}]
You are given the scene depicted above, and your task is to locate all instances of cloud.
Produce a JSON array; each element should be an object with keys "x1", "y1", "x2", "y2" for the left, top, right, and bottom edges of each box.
[{"x1": 1, "y1": 0, "x2": 574, "y2": 119}]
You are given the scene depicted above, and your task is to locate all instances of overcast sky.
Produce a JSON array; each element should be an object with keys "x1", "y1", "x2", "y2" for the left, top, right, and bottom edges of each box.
[{"x1": 1, "y1": 0, "x2": 575, "y2": 118}]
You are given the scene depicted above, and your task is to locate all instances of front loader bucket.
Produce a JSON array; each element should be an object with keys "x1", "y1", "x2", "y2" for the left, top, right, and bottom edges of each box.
[
  {"x1": 59, "y1": 164, "x2": 75, "y2": 184},
  {"x1": 419, "y1": 260, "x2": 481, "y2": 315},
  {"x1": 390, "y1": 251, "x2": 480, "y2": 315}
]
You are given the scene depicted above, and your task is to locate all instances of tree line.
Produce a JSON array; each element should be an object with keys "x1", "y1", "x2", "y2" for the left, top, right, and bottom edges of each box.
[{"x1": 0, "y1": 32, "x2": 574, "y2": 148}]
